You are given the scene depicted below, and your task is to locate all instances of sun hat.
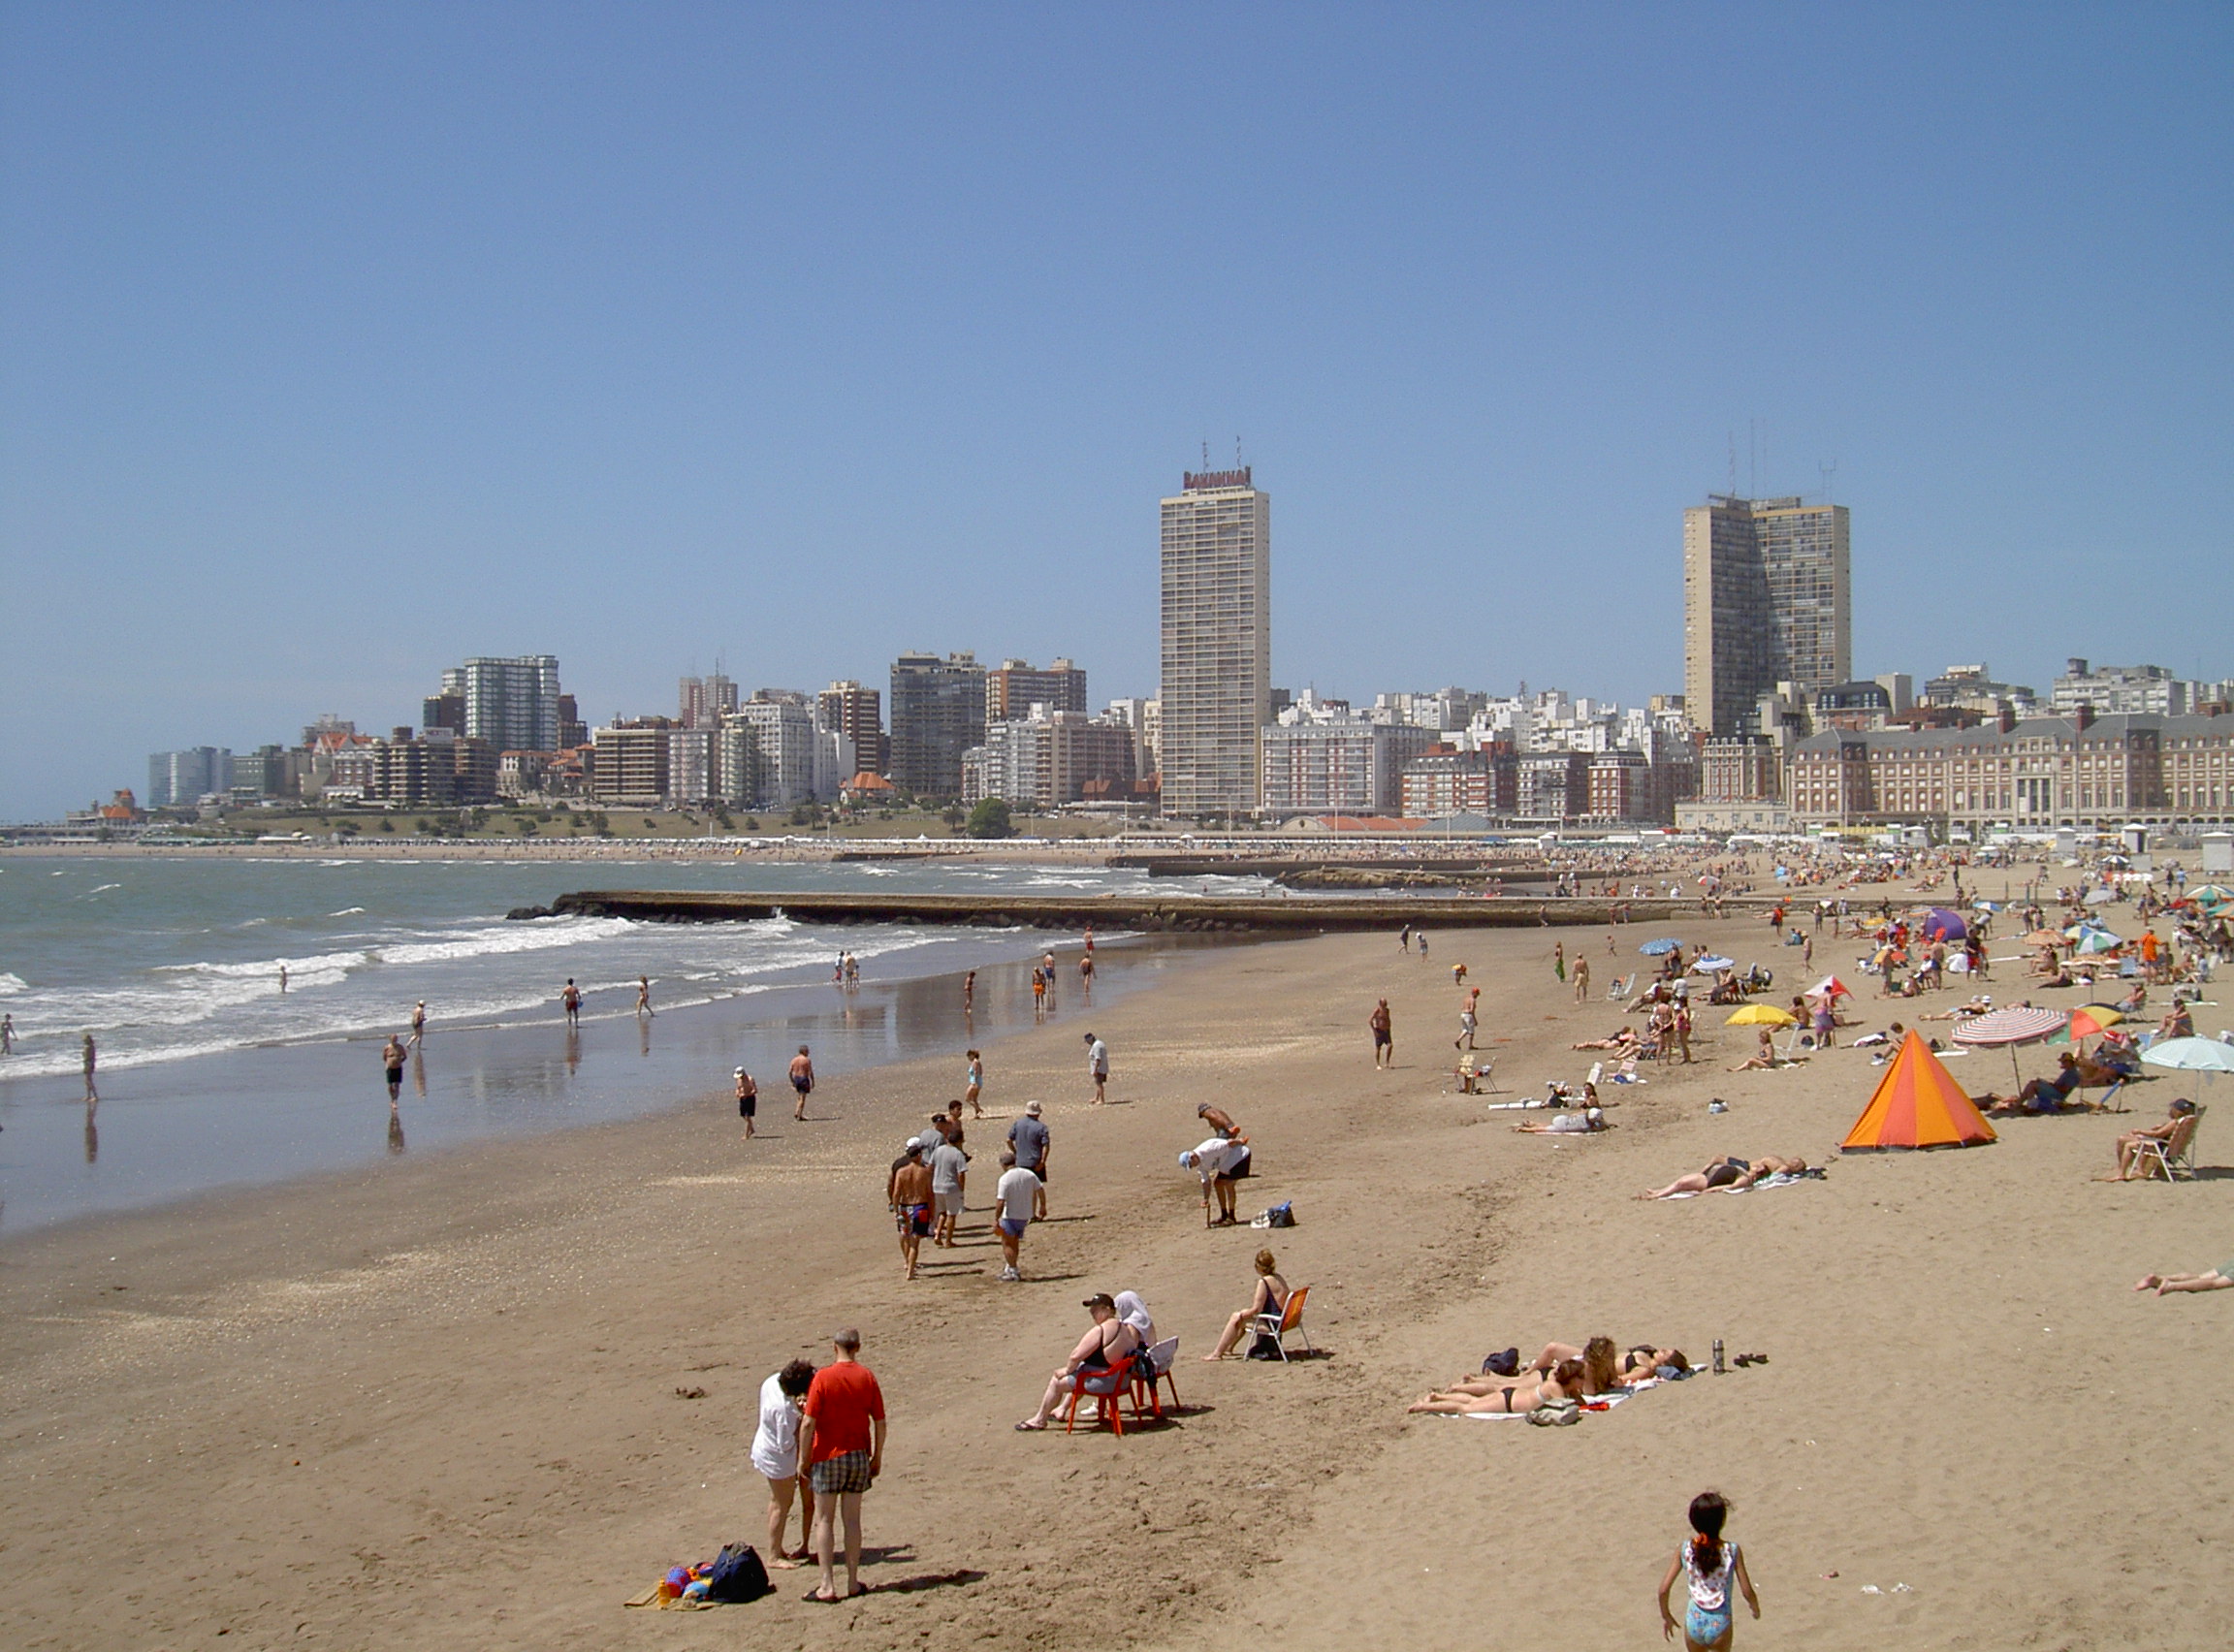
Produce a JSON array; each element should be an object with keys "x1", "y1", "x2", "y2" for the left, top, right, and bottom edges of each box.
[
  {"x1": 1026, "y1": 1099, "x2": 1042, "y2": 1115},
  {"x1": 1081, "y1": 1293, "x2": 1114, "y2": 1310}
]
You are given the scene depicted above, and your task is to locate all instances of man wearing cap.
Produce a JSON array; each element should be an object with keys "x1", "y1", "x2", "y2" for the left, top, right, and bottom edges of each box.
[
  {"x1": 2111, "y1": 1096, "x2": 2199, "y2": 1181},
  {"x1": 1006, "y1": 1100, "x2": 1050, "y2": 1220},
  {"x1": 1181, "y1": 1131, "x2": 1252, "y2": 1226},
  {"x1": 888, "y1": 1143, "x2": 933, "y2": 1280},
  {"x1": 1014, "y1": 1294, "x2": 1141, "y2": 1431},
  {"x1": 1084, "y1": 1032, "x2": 1109, "y2": 1105},
  {"x1": 992, "y1": 1151, "x2": 1038, "y2": 1282},
  {"x1": 796, "y1": 1328, "x2": 884, "y2": 1602},
  {"x1": 734, "y1": 1066, "x2": 758, "y2": 1138}
]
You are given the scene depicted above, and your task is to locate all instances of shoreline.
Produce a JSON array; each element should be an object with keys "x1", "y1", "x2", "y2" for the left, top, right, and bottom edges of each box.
[{"x1": 6, "y1": 915, "x2": 2225, "y2": 1649}]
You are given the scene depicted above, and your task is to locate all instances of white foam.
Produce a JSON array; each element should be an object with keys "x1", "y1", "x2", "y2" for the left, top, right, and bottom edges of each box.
[{"x1": 0, "y1": 971, "x2": 27, "y2": 995}]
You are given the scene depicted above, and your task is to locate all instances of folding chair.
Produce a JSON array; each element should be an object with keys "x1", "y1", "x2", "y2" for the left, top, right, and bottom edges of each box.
[
  {"x1": 1060, "y1": 1352, "x2": 1145, "y2": 1435},
  {"x1": 1132, "y1": 1337, "x2": 1180, "y2": 1419},
  {"x1": 1606, "y1": 974, "x2": 1634, "y2": 1001},
  {"x1": 2133, "y1": 1109, "x2": 2203, "y2": 1183},
  {"x1": 1251, "y1": 1285, "x2": 1313, "y2": 1363},
  {"x1": 2090, "y1": 1079, "x2": 2129, "y2": 1115}
]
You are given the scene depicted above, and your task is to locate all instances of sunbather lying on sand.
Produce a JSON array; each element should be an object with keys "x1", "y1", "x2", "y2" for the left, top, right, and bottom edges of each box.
[
  {"x1": 1408, "y1": 1357, "x2": 1584, "y2": 1415},
  {"x1": 1513, "y1": 1106, "x2": 1607, "y2": 1134},
  {"x1": 1637, "y1": 1156, "x2": 1807, "y2": 1199},
  {"x1": 1438, "y1": 1337, "x2": 1620, "y2": 1398},
  {"x1": 1571, "y1": 1028, "x2": 1639, "y2": 1051},
  {"x1": 2135, "y1": 1263, "x2": 2234, "y2": 1295}
]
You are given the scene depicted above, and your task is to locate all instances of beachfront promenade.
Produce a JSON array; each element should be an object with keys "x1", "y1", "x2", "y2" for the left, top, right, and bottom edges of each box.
[{"x1": 534, "y1": 889, "x2": 1689, "y2": 932}]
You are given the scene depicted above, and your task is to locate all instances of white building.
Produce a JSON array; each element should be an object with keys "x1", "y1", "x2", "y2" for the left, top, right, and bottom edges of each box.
[
  {"x1": 1161, "y1": 468, "x2": 1270, "y2": 816},
  {"x1": 718, "y1": 698, "x2": 818, "y2": 810},
  {"x1": 1260, "y1": 694, "x2": 1433, "y2": 816}
]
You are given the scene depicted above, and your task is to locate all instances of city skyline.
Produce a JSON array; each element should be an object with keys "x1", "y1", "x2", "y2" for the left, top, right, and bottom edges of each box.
[{"x1": 5, "y1": 8, "x2": 2230, "y2": 818}]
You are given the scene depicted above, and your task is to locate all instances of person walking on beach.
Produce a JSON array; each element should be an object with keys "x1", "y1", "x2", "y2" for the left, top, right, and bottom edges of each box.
[
  {"x1": 1085, "y1": 1032, "x2": 1109, "y2": 1105},
  {"x1": 1417, "y1": 932, "x2": 1428, "y2": 961},
  {"x1": 382, "y1": 1034, "x2": 406, "y2": 1102},
  {"x1": 1079, "y1": 950, "x2": 1095, "y2": 997},
  {"x1": 1399, "y1": 924, "x2": 1411, "y2": 952},
  {"x1": 1552, "y1": 940, "x2": 1565, "y2": 982},
  {"x1": 890, "y1": 1144, "x2": 933, "y2": 1279},
  {"x1": 751, "y1": 1358, "x2": 816, "y2": 1567},
  {"x1": 788, "y1": 1045, "x2": 814, "y2": 1120},
  {"x1": 560, "y1": 978, "x2": 582, "y2": 1027},
  {"x1": 636, "y1": 976, "x2": 654, "y2": 1018},
  {"x1": 1574, "y1": 956, "x2": 1591, "y2": 1004},
  {"x1": 1370, "y1": 998, "x2": 1393, "y2": 1068},
  {"x1": 278, "y1": 963, "x2": 289, "y2": 994},
  {"x1": 929, "y1": 1130, "x2": 968, "y2": 1249},
  {"x1": 1658, "y1": 1490, "x2": 1759, "y2": 1649},
  {"x1": 0, "y1": 1013, "x2": 15, "y2": 1055},
  {"x1": 965, "y1": 1049, "x2": 985, "y2": 1118},
  {"x1": 734, "y1": 1066, "x2": 759, "y2": 1138},
  {"x1": 963, "y1": 970, "x2": 975, "y2": 1013},
  {"x1": 408, "y1": 1000, "x2": 427, "y2": 1046},
  {"x1": 81, "y1": 1032, "x2": 99, "y2": 1101},
  {"x1": 1455, "y1": 990, "x2": 1478, "y2": 1052},
  {"x1": 796, "y1": 1328, "x2": 884, "y2": 1603},
  {"x1": 1007, "y1": 1099, "x2": 1049, "y2": 1219},
  {"x1": 993, "y1": 1151, "x2": 1037, "y2": 1281}
]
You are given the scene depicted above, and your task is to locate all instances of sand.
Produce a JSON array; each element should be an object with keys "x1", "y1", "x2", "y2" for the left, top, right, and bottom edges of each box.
[{"x1": 4, "y1": 914, "x2": 2230, "y2": 1650}]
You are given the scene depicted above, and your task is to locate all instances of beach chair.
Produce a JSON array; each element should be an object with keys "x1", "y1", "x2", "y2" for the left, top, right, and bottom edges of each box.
[
  {"x1": 1132, "y1": 1337, "x2": 1181, "y2": 1419},
  {"x1": 2133, "y1": 1109, "x2": 2203, "y2": 1183},
  {"x1": 2090, "y1": 1079, "x2": 2130, "y2": 1115},
  {"x1": 1252, "y1": 1286, "x2": 1313, "y2": 1363},
  {"x1": 1606, "y1": 974, "x2": 1634, "y2": 1001},
  {"x1": 1061, "y1": 1351, "x2": 1146, "y2": 1435}
]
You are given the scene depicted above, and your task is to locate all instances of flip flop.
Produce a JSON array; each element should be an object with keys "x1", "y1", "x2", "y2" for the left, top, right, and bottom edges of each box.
[{"x1": 1014, "y1": 1420, "x2": 1043, "y2": 1431}]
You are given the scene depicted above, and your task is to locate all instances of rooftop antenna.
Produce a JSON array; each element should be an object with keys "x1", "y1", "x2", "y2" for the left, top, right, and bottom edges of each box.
[
  {"x1": 1727, "y1": 430, "x2": 1737, "y2": 496},
  {"x1": 1235, "y1": 435, "x2": 1243, "y2": 470},
  {"x1": 1748, "y1": 419, "x2": 1757, "y2": 498},
  {"x1": 1818, "y1": 459, "x2": 1838, "y2": 504},
  {"x1": 1201, "y1": 440, "x2": 1210, "y2": 471}
]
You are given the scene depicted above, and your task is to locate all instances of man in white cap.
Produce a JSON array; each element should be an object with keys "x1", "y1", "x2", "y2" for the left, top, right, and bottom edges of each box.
[
  {"x1": 734, "y1": 1066, "x2": 758, "y2": 1138},
  {"x1": 1007, "y1": 1099, "x2": 1049, "y2": 1219},
  {"x1": 1181, "y1": 1132, "x2": 1252, "y2": 1226}
]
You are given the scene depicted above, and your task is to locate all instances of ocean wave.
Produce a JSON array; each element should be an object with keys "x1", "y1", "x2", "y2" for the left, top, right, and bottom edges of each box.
[
  {"x1": 86, "y1": 883, "x2": 122, "y2": 895},
  {"x1": 331, "y1": 906, "x2": 367, "y2": 916},
  {"x1": 0, "y1": 971, "x2": 27, "y2": 995},
  {"x1": 374, "y1": 915, "x2": 635, "y2": 968}
]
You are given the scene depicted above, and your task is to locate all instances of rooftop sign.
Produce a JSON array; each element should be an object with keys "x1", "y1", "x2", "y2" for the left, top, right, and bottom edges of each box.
[{"x1": 1183, "y1": 466, "x2": 1253, "y2": 492}]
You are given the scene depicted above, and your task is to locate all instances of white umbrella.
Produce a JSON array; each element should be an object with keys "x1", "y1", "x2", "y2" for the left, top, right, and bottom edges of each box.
[
  {"x1": 2142, "y1": 1037, "x2": 2234, "y2": 1076},
  {"x1": 1954, "y1": 1004, "x2": 2071, "y2": 1088},
  {"x1": 1691, "y1": 955, "x2": 1736, "y2": 973}
]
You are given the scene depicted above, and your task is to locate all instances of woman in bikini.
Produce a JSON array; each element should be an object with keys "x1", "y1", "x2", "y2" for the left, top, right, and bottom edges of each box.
[
  {"x1": 1446, "y1": 1336, "x2": 1620, "y2": 1399},
  {"x1": 1204, "y1": 1250, "x2": 1289, "y2": 1360},
  {"x1": 1407, "y1": 1357, "x2": 1585, "y2": 1416},
  {"x1": 1637, "y1": 1155, "x2": 1807, "y2": 1200}
]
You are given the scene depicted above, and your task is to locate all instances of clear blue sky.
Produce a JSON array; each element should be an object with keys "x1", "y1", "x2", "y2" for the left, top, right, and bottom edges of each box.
[{"x1": 4, "y1": 3, "x2": 2228, "y2": 817}]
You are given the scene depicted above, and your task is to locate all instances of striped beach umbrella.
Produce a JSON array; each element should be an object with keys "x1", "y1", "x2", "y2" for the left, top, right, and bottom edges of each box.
[{"x1": 1954, "y1": 1004, "x2": 2071, "y2": 1088}]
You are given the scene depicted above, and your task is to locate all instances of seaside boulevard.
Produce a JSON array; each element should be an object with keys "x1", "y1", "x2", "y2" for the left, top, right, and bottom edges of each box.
[{"x1": 4, "y1": 902, "x2": 2232, "y2": 1647}]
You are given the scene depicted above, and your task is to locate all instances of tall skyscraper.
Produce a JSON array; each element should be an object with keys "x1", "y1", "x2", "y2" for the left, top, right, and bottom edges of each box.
[
  {"x1": 433, "y1": 656, "x2": 564, "y2": 751},
  {"x1": 1682, "y1": 495, "x2": 1850, "y2": 737},
  {"x1": 679, "y1": 673, "x2": 738, "y2": 729},
  {"x1": 816, "y1": 681, "x2": 889, "y2": 777},
  {"x1": 888, "y1": 651, "x2": 986, "y2": 798},
  {"x1": 1160, "y1": 467, "x2": 1270, "y2": 817}
]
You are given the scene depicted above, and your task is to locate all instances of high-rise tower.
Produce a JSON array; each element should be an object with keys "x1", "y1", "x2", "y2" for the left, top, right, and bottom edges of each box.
[
  {"x1": 1683, "y1": 496, "x2": 1850, "y2": 737},
  {"x1": 1160, "y1": 467, "x2": 1270, "y2": 817}
]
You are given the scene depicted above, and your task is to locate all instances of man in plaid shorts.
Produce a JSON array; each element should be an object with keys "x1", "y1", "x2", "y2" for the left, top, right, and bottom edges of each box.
[{"x1": 796, "y1": 1327, "x2": 886, "y2": 1602}]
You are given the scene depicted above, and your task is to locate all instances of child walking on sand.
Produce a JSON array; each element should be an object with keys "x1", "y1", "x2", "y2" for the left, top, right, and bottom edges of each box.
[{"x1": 1658, "y1": 1491, "x2": 1758, "y2": 1649}]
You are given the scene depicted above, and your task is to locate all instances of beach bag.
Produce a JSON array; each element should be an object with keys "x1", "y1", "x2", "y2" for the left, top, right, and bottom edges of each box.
[
  {"x1": 1527, "y1": 1400, "x2": 1580, "y2": 1427},
  {"x1": 1481, "y1": 1347, "x2": 1521, "y2": 1378},
  {"x1": 1246, "y1": 1331, "x2": 1283, "y2": 1360},
  {"x1": 704, "y1": 1542, "x2": 771, "y2": 1604}
]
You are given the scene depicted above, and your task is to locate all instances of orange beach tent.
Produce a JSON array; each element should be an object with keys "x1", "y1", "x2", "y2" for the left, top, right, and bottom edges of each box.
[{"x1": 1840, "y1": 1032, "x2": 1997, "y2": 1152}]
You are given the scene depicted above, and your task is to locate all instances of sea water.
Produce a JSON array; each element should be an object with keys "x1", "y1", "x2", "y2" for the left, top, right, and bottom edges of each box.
[{"x1": 0, "y1": 855, "x2": 1261, "y2": 1233}]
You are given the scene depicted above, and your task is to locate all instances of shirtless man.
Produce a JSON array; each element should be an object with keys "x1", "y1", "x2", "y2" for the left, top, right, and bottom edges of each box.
[
  {"x1": 888, "y1": 1144, "x2": 934, "y2": 1280},
  {"x1": 1369, "y1": 999, "x2": 1393, "y2": 1068},
  {"x1": 560, "y1": 977, "x2": 582, "y2": 1026},
  {"x1": 1197, "y1": 1102, "x2": 1240, "y2": 1139},
  {"x1": 788, "y1": 1045, "x2": 814, "y2": 1121}
]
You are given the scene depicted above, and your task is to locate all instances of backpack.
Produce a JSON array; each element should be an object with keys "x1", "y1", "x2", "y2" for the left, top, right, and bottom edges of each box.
[{"x1": 704, "y1": 1542, "x2": 771, "y2": 1604}]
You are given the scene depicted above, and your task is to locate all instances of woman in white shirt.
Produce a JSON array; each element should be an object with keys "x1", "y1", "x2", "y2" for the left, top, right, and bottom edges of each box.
[{"x1": 751, "y1": 1359, "x2": 816, "y2": 1566}]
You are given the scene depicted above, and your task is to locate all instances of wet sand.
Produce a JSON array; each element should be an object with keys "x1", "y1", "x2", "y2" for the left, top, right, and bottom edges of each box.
[{"x1": 4, "y1": 918, "x2": 2229, "y2": 1649}]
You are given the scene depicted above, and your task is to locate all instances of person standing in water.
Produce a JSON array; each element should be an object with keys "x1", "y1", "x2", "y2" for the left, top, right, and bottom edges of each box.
[
  {"x1": 382, "y1": 1034, "x2": 407, "y2": 1102},
  {"x1": 278, "y1": 963, "x2": 289, "y2": 994},
  {"x1": 81, "y1": 1032, "x2": 99, "y2": 1101},
  {"x1": 963, "y1": 970, "x2": 975, "y2": 1013},
  {"x1": 408, "y1": 1000, "x2": 428, "y2": 1046},
  {"x1": 560, "y1": 978, "x2": 582, "y2": 1027},
  {"x1": 636, "y1": 976, "x2": 654, "y2": 1017},
  {"x1": 0, "y1": 1013, "x2": 15, "y2": 1055}
]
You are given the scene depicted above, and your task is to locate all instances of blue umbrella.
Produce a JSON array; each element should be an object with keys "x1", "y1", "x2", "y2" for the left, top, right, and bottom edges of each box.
[{"x1": 1639, "y1": 937, "x2": 1682, "y2": 956}]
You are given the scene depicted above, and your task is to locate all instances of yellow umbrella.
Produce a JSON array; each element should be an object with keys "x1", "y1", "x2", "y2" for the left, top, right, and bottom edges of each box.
[{"x1": 1726, "y1": 1004, "x2": 1798, "y2": 1027}]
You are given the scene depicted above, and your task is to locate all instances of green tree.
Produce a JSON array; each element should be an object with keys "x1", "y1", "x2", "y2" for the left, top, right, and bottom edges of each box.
[
  {"x1": 378, "y1": 817, "x2": 396, "y2": 834},
  {"x1": 965, "y1": 797, "x2": 1014, "y2": 840}
]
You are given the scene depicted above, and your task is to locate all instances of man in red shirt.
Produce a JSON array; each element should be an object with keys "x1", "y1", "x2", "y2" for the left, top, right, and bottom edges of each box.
[{"x1": 795, "y1": 1327, "x2": 886, "y2": 1603}]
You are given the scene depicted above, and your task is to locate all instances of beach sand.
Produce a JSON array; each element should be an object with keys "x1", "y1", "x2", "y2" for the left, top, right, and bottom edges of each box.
[{"x1": 4, "y1": 916, "x2": 2229, "y2": 1649}]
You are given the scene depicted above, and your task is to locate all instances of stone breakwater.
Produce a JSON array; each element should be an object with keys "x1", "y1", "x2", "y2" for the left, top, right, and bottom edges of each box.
[{"x1": 520, "y1": 889, "x2": 1690, "y2": 934}]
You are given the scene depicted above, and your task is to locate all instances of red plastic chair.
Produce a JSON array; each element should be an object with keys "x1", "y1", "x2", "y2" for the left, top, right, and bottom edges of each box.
[{"x1": 1060, "y1": 1352, "x2": 1144, "y2": 1435}]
